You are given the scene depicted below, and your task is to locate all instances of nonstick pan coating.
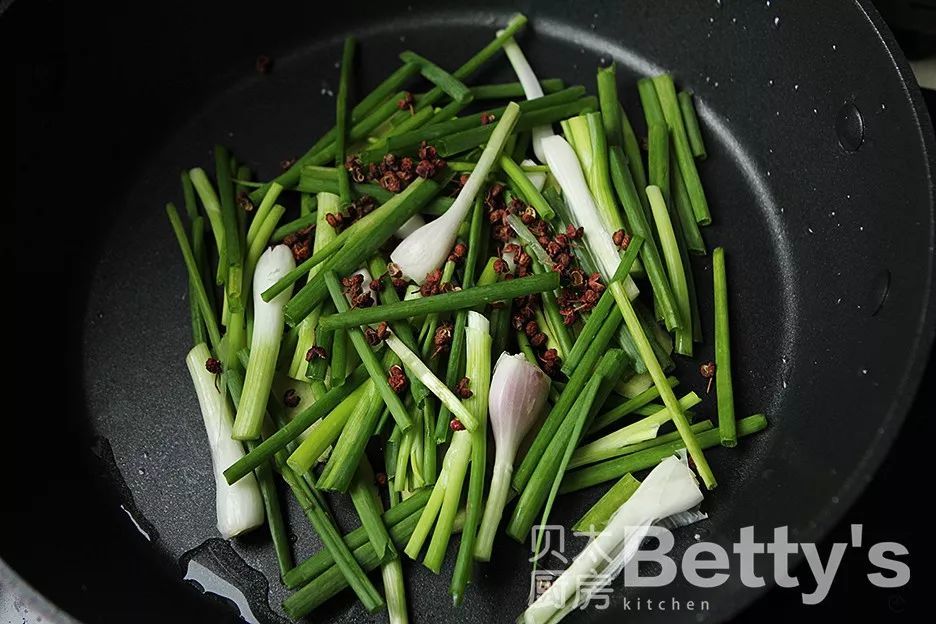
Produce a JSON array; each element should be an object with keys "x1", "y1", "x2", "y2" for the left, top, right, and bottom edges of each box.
[{"x1": 6, "y1": 1, "x2": 936, "y2": 622}]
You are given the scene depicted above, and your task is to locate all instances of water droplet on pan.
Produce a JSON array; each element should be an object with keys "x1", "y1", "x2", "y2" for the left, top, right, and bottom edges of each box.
[
  {"x1": 868, "y1": 268, "x2": 891, "y2": 316},
  {"x1": 836, "y1": 102, "x2": 865, "y2": 151}
]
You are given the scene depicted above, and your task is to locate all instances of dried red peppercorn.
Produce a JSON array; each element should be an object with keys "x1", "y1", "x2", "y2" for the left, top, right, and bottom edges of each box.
[
  {"x1": 480, "y1": 112, "x2": 496, "y2": 125},
  {"x1": 305, "y1": 346, "x2": 327, "y2": 361},
  {"x1": 454, "y1": 377, "x2": 473, "y2": 399},
  {"x1": 283, "y1": 389, "x2": 300, "y2": 408},
  {"x1": 449, "y1": 419, "x2": 465, "y2": 431},
  {"x1": 205, "y1": 358, "x2": 223, "y2": 374}
]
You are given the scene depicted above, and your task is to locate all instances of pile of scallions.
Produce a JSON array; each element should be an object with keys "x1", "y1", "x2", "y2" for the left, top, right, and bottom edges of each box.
[{"x1": 167, "y1": 13, "x2": 768, "y2": 623}]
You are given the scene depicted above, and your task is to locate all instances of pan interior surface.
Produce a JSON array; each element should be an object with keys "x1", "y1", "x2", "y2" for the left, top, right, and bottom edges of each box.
[{"x1": 58, "y1": 1, "x2": 935, "y2": 623}]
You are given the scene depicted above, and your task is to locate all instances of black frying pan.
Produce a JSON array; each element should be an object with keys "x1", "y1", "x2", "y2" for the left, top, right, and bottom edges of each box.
[{"x1": 7, "y1": 0, "x2": 936, "y2": 622}]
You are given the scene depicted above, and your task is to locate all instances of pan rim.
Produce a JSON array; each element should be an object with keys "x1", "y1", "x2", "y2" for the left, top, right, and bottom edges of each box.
[{"x1": 5, "y1": 1, "x2": 936, "y2": 622}]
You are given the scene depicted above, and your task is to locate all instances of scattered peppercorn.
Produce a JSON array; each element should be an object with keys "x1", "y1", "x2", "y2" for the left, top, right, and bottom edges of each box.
[
  {"x1": 375, "y1": 472, "x2": 388, "y2": 485},
  {"x1": 432, "y1": 321, "x2": 454, "y2": 358},
  {"x1": 236, "y1": 190, "x2": 254, "y2": 213},
  {"x1": 700, "y1": 361, "x2": 716, "y2": 393},
  {"x1": 454, "y1": 376, "x2": 473, "y2": 399},
  {"x1": 255, "y1": 55, "x2": 273, "y2": 74},
  {"x1": 388, "y1": 364, "x2": 408, "y2": 393},
  {"x1": 283, "y1": 389, "x2": 300, "y2": 408},
  {"x1": 305, "y1": 346, "x2": 327, "y2": 361},
  {"x1": 480, "y1": 112, "x2": 496, "y2": 125},
  {"x1": 493, "y1": 258, "x2": 510, "y2": 274},
  {"x1": 449, "y1": 419, "x2": 465, "y2": 431},
  {"x1": 612, "y1": 229, "x2": 631, "y2": 249},
  {"x1": 205, "y1": 358, "x2": 223, "y2": 374},
  {"x1": 280, "y1": 157, "x2": 297, "y2": 171},
  {"x1": 448, "y1": 242, "x2": 468, "y2": 264},
  {"x1": 397, "y1": 91, "x2": 415, "y2": 113},
  {"x1": 380, "y1": 170, "x2": 402, "y2": 192},
  {"x1": 325, "y1": 212, "x2": 345, "y2": 230}
]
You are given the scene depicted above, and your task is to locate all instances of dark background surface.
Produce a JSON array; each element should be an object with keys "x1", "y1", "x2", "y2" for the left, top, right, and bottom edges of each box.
[{"x1": 6, "y1": 0, "x2": 935, "y2": 622}]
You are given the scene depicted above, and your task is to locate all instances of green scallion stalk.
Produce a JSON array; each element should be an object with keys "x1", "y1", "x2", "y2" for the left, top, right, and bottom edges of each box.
[
  {"x1": 360, "y1": 87, "x2": 585, "y2": 163},
  {"x1": 385, "y1": 333, "x2": 475, "y2": 431},
  {"x1": 607, "y1": 146, "x2": 681, "y2": 331},
  {"x1": 188, "y1": 216, "x2": 209, "y2": 346},
  {"x1": 588, "y1": 375, "x2": 679, "y2": 434},
  {"x1": 436, "y1": 196, "x2": 485, "y2": 440},
  {"x1": 648, "y1": 122, "x2": 671, "y2": 205},
  {"x1": 596, "y1": 64, "x2": 622, "y2": 147},
  {"x1": 317, "y1": 380, "x2": 386, "y2": 492},
  {"x1": 434, "y1": 96, "x2": 598, "y2": 158},
  {"x1": 620, "y1": 105, "x2": 650, "y2": 218},
  {"x1": 232, "y1": 246, "x2": 295, "y2": 439},
  {"x1": 679, "y1": 90, "x2": 707, "y2": 160},
  {"x1": 400, "y1": 51, "x2": 471, "y2": 103},
  {"x1": 188, "y1": 168, "x2": 225, "y2": 269},
  {"x1": 215, "y1": 145, "x2": 244, "y2": 310},
  {"x1": 572, "y1": 473, "x2": 640, "y2": 533},
  {"x1": 349, "y1": 458, "x2": 395, "y2": 564},
  {"x1": 283, "y1": 510, "x2": 420, "y2": 619},
  {"x1": 280, "y1": 177, "x2": 444, "y2": 325},
  {"x1": 323, "y1": 271, "x2": 413, "y2": 431},
  {"x1": 317, "y1": 272, "x2": 559, "y2": 332},
  {"x1": 450, "y1": 312, "x2": 491, "y2": 604},
  {"x1": 513, "y1": 304, "x2": 623, "y2": 491},
  {"x1": 651, "y1": 74, "x2": 711, "y2": 225},
  {"x1": 284, "y1": 487, "x2": 430, "y2": 588},
  {"x1": 637, "y1": 77, "x2": 665, "y2": 125},
  {"x1": 669, "y1": 179, "x2": 704, "y2": 343},
  {"x1": 248, "y1": 62, "x2": 422, "y2": 203},
  {"x1": 368, "y1": 256, "x2": 430, "y2": 405},
  {"x1": 335, "y1": 38, "x2": 356, "y2": 204},
  {"x1": 670, "y1": 150, "x2": 706, "y2": 255},
  {"x1": 245, "y1": 439, "x2": 293, "y2": 577},
  {"x1": 570, "y1": 392, "x2": 702, "y2": 469},
  {"x1": 500, "y1": 155, "x2": 555, "y2": 220},
  {"x1": 608, "y1": 279, "x2": 716, "y2": 489},
  {"x1": 509, "y1": 350, "x2": 626, "y2": 542},
  {"x1": 246, "y1": 182, "x2": 284, "y2": 247},
  {"x1": 408, "y1": 13, "x2": 528, "y2": 114},
  {"x1": 563, "y1": 236, "x2": 644, "y2": 376},
  {"x1": 577, "y1": 420, "x2": 714, "y2": 471},
  {"x1": 469, "y1": 78, "x2": 564, "y2": 99},
  {"x1": 567, "y1": 112, "x2": 627, "y2": 235},
  {"x1": 288, "y1": 193, "x2": 339, "y2": 380},
  {"x1": 275, "y1": 451, "x2": 385, "y2": 613},
  {"x1": 713, "y1": 247, "x2": 737, "y2": 447},
  {"x1": 404, "y1": 431, "x2": 470, "y2": 563},
  {"x1": 272, "y1": 209, "x2": 317, "y2": 243},
  {"x1": 561, "y1": 415, "x2": 766, "y2": 493},
  {"x1": 329, "y1": 329, "x2": 349, "y2": 387},
  {"x1": 287, "y1": 382, "x2": 370, "y2": 475},
  {"x1": 166, "y1": 204, "x2": 223, "y2": 352},
  {"x1": 223, "y1": 364, "x2": 369, "y2": 484},
  {"x1": 242, "y1": 205, "x2": 286, "y2": 298},
  {"x1": 646, "y1": 185, "x2": 692, "y2": 356}
]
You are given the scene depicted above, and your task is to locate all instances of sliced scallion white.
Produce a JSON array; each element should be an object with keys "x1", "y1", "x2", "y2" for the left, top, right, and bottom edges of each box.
[
  {"x1": 500, "y1": 36, "x2": 551, "y2": 162},
  {"x1": 390, "y1": 102, "x2": 520, "y2": 283},
  {"x1": 185, "y1": 343, "x2": 264, "y2": 539},
  {"x1": 232, "y1": 245, "x2": 296, "y2": 439},
  {"x1": 475, "y1": 352, "x2": 550, "y2": 561},
  {"x1": 521, "y1": 456, "x2": 703, "y2": 624}
]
